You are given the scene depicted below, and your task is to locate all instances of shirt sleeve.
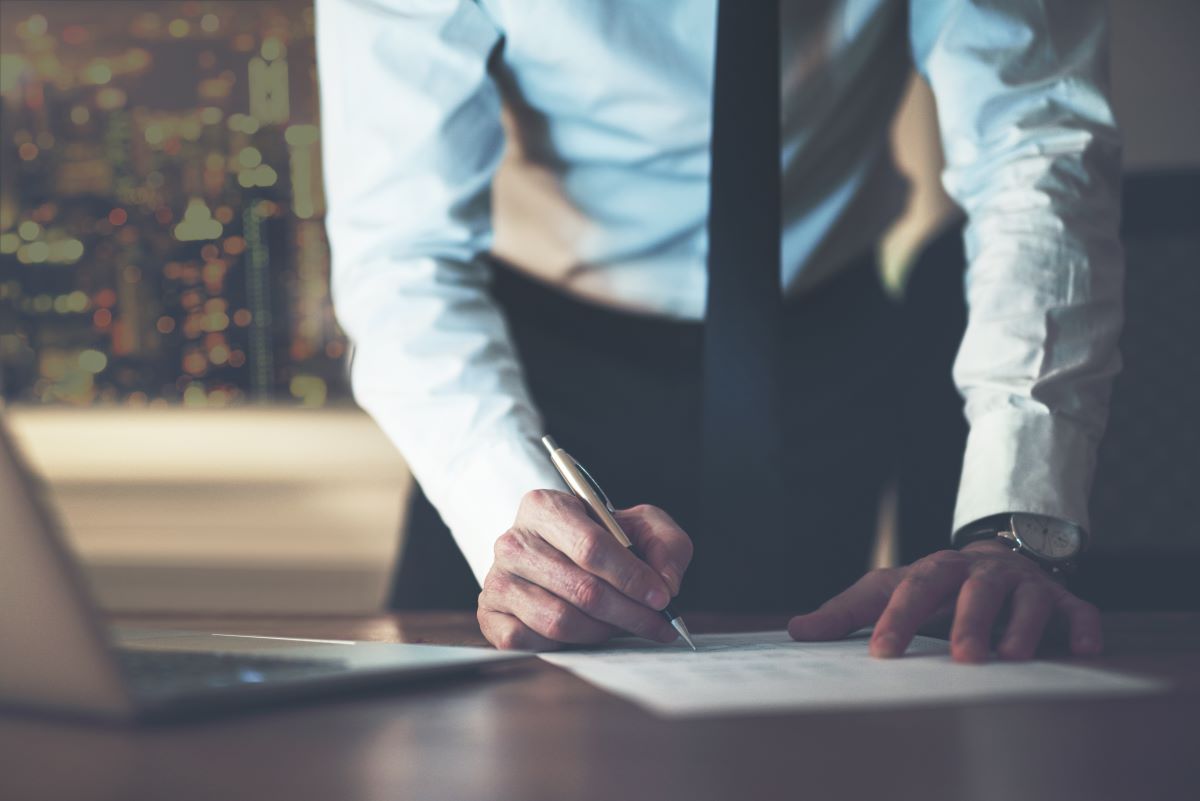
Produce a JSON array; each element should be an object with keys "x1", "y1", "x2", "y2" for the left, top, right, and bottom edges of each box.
[
  {"x1": 909, "y1": 0, "x2": 1125, "y2": 541},
  {"x1": 315, "y1": 0, "x2": 564, "y2": 586}
]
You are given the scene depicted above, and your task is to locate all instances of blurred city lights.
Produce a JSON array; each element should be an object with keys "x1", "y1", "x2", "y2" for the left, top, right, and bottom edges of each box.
[
  {"x1": 24, "y1": 15, "x2": 49, "y2": 38},
  {"x1": 84, "y1": 62, "x2": 113, "y2": 85},
  {"x1": 237, "y1": 146, "x2": 263, "y2": 168},
  {"x1": 173, "y1": 198, "x2": 223, "y2": 241},
  {"x1": 78, "y1": 349, "x2": 108, "y2": 373},
  {"x1": 1, "y1": 1, "x2": 345, "y2": 407}
]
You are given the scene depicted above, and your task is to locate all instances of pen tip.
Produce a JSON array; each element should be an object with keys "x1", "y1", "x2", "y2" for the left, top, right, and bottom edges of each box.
[{"x1": 671, "y1": 618, "x2": 697, "y2": 651}]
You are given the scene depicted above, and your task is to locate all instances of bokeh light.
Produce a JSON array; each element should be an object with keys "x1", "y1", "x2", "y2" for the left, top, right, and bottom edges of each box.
[{"x1": 2, "y1": 0, "x2": 347, "y2": 408}]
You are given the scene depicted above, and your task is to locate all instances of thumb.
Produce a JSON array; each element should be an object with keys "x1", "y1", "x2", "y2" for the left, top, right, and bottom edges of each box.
[{"x1": 614, "y1": 505, "x2": 693, "y2": 597}]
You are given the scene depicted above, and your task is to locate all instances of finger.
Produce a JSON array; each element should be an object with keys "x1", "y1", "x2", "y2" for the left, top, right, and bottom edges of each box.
[
  {"x1": 1057, "y1": 592, "x2": 1103, "y2": 656},
  {"x1": 486, "y1": 573, "x2": 616, "y2": 645},
  {"x1": 872, "y1": 552, "x2": 968, "y2": 658},
  {"x1": 949, "y1": 565, "x2": 1021, "y2": 663},
  {"x1": 788, "y1": 568, "x2": 899, "y2": 641},
  {"x1": 613, "y1": 505, "x2": 694, "y2": 596},
  {"x1": 506, "y1": 534, "x2": 677, "y2": 643},
  {"x1": 477, "y1": 609, "x2": 560, "y2": 652},
  {"x1": 996, "y1": 580, "x2": 1055, "y2": 661},
  {"x1": 525, "y1": 494, "x2": 673, "y2": 610}
]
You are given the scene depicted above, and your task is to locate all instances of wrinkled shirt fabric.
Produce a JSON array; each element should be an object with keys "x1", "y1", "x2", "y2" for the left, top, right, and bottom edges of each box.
[{"x1": 316, "y1": 0, "x2": 1123, "y2": 585}]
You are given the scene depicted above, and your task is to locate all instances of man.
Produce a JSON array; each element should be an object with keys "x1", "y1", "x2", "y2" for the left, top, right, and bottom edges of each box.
[{"x1": 315, "y1": 0, "x2": 1123, "y2": 661}]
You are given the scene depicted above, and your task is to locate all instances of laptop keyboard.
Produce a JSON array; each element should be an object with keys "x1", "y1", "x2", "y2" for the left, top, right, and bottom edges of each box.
[{"x1": 115, "y1": 648, "x2": 347, "y2": 691}]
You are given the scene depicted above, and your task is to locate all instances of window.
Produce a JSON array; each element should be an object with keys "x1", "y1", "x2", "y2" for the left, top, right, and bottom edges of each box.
[{"x1": 0, "y1": 1, "x2": 348, "y2": 407}]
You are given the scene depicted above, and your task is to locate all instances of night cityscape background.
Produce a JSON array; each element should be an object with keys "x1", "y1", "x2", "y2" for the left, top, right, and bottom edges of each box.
[{"x1": 0, "y1": 0, "x2": 349, "y2": 407}]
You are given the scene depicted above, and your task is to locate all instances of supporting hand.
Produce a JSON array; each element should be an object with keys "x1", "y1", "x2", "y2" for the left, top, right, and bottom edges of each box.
[{"x1": 787, "y1": 540, "x2": 1102, "y2": 662}]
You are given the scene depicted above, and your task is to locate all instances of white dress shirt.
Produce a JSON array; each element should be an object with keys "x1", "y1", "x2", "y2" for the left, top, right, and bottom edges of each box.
[{"x1": 315, "y1": 0, "x2": 1124, "y2": 586}]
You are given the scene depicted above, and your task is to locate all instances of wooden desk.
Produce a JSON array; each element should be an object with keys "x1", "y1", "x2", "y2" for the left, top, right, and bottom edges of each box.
[{"x1": 2, "y1": 613, "x2": 1198, "y2": 801}]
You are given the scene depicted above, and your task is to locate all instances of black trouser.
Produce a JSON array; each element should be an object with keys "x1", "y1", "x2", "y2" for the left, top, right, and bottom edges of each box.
[{"x1": 391, "y1": 227, "x2": 969, "y2": 614}]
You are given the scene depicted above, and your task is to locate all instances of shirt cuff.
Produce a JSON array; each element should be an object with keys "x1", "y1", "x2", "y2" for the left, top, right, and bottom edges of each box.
[
  {"x1": 426, "y1": 430, "x2": 567, "y2": 588},
  {"x1": 952, "y1": 408, "x2": 1098, "y2": 544}
]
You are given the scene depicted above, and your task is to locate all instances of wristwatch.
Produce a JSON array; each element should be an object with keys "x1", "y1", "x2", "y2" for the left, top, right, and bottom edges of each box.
[{"x1": 954, "y1": 513, "x2": 1086, "y2": 578}]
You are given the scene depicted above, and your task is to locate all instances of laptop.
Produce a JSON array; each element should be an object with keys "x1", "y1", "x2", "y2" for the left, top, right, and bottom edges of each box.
[{"x1": 0, "y1": 417, "x2": 527, "y2": 723}]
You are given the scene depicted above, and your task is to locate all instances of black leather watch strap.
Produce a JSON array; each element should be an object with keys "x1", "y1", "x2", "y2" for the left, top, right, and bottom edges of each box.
[
  {"x1": 952, "y1": 513, "x2": 1012, "y2": 549},
  {"x1": 954, "y1": 512, "x2": 1078, "y2": 582}
]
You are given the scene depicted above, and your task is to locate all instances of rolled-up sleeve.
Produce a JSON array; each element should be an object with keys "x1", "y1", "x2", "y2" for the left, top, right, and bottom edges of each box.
[
  {"x1": 316, "y1": 0, "x2": 563, "y2": 585},
  {"x1": 909, "y1": 0, "x2": 1125, "y2": 540}
]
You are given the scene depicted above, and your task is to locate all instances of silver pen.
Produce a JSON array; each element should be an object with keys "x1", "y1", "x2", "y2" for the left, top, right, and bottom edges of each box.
[{"x1": 541, "y1": 435, "x2": 697, "y2": 651}]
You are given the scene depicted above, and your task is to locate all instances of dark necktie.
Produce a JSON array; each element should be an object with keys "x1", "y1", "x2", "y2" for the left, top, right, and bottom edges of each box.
[{"x1": 698, "y1": 0, "x2": 786, "y2": 596}]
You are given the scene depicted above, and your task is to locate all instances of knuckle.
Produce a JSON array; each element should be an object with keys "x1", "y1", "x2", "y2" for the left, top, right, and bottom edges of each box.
[
  {"x1": 526, "y1": 488, "x2": 555, "y2": 507},
  {"x1": 859, "y1": 567, "x2": 899, "y2": 598},
  {"x1": 608, "y1": 559, "x2": 643, "y2": 596},
  {"x1": 676, "y1": 532, "x2": 695, "y2": 564},
  {"x1": 483, "y1": 572, "x2": 512, "y2": 597},
  {"x1": 904, "y1": 552, "x2": 963, "y2": 587},
  {"x1": 518, "y1": 488, "x2": 558, "y2": 517},
  {"x1": 965, "y1": 566, "x2": 1010, "y2": 593},
  {"x1": 648, "y1": 504, "x2": 680, "y2": 529},
  {"x1": 493, "y1": 530, "x2": 524, "y2": 561},
  {"x1": 900, "y1": 569, "x2": 935, "y2": 592},
  {"x1": 926, "y1": 549, "x2": 966, "y2": 568},
  {"x1": 971, "y1": 557, "x2": 1009, "y2": 575},
  {"x1": 628, "y1": 505, "x2": 693, "y2": 555},
  {"x1": 493, "y1": 625, "x2": 525, "y2": 651},
  {"x1": 482, "y1": 614, "x2": 521, "y2": 650},
  {"x1": 541, "y1": 602, "x2": 574, "y2": 641},
  {"x1": 572, "y1": 529, "x2": 606, "y2": 571},
  {"x1": 569, "y1": 573, "x2": 605, "y2": 614},
  {"x1": 866, "y1": 566, "x2": 895, "y2": 583}
]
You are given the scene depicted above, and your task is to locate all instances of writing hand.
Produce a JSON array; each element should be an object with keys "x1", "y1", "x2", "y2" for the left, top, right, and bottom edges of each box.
[
  {"x1": 787, "y1": 540, "x2": 1102, "y2": 662},
  {"x1": 477, "y1": 490, "x2": 693, "y2": 651}
]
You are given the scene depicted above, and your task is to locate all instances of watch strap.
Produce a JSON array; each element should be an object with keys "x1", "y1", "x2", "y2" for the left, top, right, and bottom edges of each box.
[
  {"x1": 954, "y1": 512, "x2": 1079, "y2": 581},
  {"x1": 952, "y1": 512, "x2": 1013, "y2": 549}
]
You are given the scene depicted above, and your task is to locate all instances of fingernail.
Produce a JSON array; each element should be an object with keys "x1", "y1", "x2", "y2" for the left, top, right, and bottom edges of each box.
[
  {"x1": 786, "y1": 616, "x2": 806, "y2": 635},
  {"x1": 996, "y1": 638, "x2": 1022, "y2": 660},
  {"x1": 955, "y1": 636, "x2": 985, "y2": 662},
  {"x1": 872, "y1": 633, "x2": 900, "y2": 658},
  {"x1": 645, "y1": 587, "x2": 669, "y2": 609}
]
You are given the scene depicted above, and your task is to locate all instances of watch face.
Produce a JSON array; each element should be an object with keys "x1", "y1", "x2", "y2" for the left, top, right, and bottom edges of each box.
[{"x1": 1011, "y1": 515, "x2": 1082, "y2": 560}]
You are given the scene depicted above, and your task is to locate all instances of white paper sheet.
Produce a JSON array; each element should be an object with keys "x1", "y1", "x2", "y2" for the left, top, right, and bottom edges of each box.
[{"x1": 539, "y1": 631, "x2": 1162, "y2": 717}]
